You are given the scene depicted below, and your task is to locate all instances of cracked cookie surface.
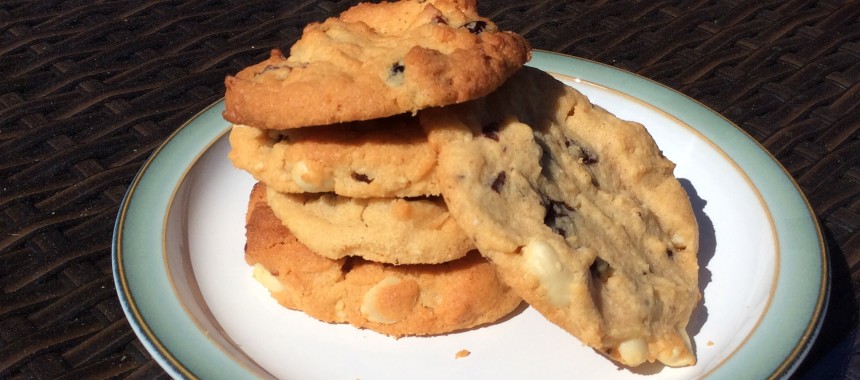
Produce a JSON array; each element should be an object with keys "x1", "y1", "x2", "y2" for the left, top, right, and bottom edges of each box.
[
  {"x1": 420, "y1": 66, "x2": 700, "y2": 367},
  {"x1": 228, "y1": 114, "x2": 442, "y2": 198},
  {"x1": 223, "y1": 0, "x2": 530, "y2": 130},
  {"x1": 245, "y1": 183, "x2": 522, "y2": 337}
]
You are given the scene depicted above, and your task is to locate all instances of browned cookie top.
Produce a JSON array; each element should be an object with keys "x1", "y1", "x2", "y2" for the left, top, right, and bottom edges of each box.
[
  {"x1": 223, "y1": 0, "x2": 531, "y2": 130},
  {"x1": 244, "y1": 182, "x2": 522, "y2": 337},
  {"x1": 265, "y1": 186, "x2": 474, "y2": 265}
]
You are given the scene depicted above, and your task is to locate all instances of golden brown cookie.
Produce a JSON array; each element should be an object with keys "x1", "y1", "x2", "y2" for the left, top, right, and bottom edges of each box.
[
  {"x1": 227, "y1": 113, "x2": 441, "y2": 198},
  {"x1": 244, "y1": 183, "x2": 522, "y2": 337},
  {"x1": 265, "y1": 186, "x2": 474, "y2": 265},
  {"x1": 223, "y1": 0, "x2": 530, "y2": 130},
  {"x1": 420, "y1": 67, "x2": 700, "y2": 367}
]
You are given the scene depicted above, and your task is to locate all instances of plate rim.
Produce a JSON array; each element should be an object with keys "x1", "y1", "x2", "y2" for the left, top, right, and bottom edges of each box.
[{"x1": 111, "y1": 49, "x2": 829, "y2": 379}]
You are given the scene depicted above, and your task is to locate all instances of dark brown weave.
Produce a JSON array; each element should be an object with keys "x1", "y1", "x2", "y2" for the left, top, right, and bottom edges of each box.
[{"x1": 0, "y1": 0, "x2": 857, "y2": 378}]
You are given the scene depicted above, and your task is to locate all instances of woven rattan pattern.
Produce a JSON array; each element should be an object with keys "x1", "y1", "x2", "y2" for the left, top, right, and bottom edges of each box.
[{"x1": 1, "y1": 1, "x2": 857, "y2": 378}]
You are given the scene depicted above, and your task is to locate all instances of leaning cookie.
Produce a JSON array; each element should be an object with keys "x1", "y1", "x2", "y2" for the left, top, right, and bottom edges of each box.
[
  {"x1": 228, "y1": 113, "x2": 442, "y2": 198},
  {"x1": 265, "y1": 185, "x2": 474, "y2": 265},
  {"x1": 245, "y1": 183, "x2": 522, "y2": 337},
  {"x1": 420, "y1": 67, "x2": 700, "y2": 366},
  {"x1": 223, "y1": 0, "x2": 530, "y2": 130}
]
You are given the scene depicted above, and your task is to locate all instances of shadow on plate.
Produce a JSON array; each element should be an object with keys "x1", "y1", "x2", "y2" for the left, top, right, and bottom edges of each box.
[{"x1": 679, "y1": 178, "x2": 716, "y2": 351}]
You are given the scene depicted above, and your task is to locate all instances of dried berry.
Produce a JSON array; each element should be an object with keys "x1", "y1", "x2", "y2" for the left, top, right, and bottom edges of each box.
[
  {"x1": 351, "y1": 172, "x2": 373, "y2": 183},
  {"x1": 491, "y1": 171, "x2": 506, "y2": 193}
]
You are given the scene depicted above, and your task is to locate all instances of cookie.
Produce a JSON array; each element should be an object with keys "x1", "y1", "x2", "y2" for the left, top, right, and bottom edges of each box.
[
  {"x1": 223, "y1": 0, "x2": 531, "y2": 130},
  {"x1": 228, "y1": 113, "x2": 442, "y2": 198},
  {"x1": 420, "y1": 67, "x2": 700, "y2": 367},
  {"x1": 245, "y1": 183, "x2": 522, "y2": 337},
  {"x1": 265, "y1": 186, "x2": 473, "y2": 265}
]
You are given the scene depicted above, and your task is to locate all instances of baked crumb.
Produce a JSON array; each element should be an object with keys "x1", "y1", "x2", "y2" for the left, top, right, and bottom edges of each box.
[{"x1": 455, "y1": 349, "x2": 471, "y2": 359}]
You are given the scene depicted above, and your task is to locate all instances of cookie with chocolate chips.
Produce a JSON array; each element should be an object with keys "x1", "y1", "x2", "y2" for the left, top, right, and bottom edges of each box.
[
  {"x1": 244, "y1": 183, "x2": 522, "y2": 337},
  {"x1": 228, "y1": 113, "x2": 443, "y2": 198},
  {"x1": 223, "y1": 0, "x2": 530, "y2": 130},
  {"x1": 420, "y1": 66, "x2": 700, "y2": 367},
  {"x1": 265, "y1": 185, "x2": 474, "y2": 265}
]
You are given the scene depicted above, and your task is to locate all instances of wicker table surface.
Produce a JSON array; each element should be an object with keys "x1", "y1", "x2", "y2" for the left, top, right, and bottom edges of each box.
[{"x1": 1, "y1": 1, "x2": 857, "y2": 379}]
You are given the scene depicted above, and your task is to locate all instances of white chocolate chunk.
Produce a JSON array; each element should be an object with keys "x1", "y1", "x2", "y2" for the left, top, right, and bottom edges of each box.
[
  {"x1": 617, "y1": 338, "x2": 649, "y2": 366},
  {"x1": 252, "y1": 263, "x2": 284, "y2": 293},
  {"x1": 658, "y1": 328, "x2": 696, "y2": 367},
  {"x1": 291, "y1": 160, "x2": 331, "y2": 192},
  {"x1": 670, "y1": 234, "x2": 687, "y2": 250},
  {"x1": 522, "y1": 240, "x2": 572, "y2": 306},
  {"x1": 360, "y1": 276, "x2": 404, "y2": 324}
]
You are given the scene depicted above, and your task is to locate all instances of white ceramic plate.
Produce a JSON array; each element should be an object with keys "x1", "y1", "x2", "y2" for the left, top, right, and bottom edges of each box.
[{"x1": 112, "y1": 51, "x2": 828, "y2": 379}]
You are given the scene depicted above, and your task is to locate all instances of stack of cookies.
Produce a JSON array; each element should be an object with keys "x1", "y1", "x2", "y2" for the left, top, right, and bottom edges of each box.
[
  {"x1": 224, "y1": 0, "x2": 529, "y2": 338},
  {"x1": 224, "y1": 0, "x2": 702, "y2": 369}
]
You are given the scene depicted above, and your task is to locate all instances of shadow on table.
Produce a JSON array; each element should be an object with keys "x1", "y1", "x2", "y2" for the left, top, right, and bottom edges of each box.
[{"x1": 792, "y1": 225, "x2": 858, "y2": 379}]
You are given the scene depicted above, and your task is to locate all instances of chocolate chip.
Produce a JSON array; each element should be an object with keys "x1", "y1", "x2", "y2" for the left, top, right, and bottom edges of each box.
[
  {"x1": 491, "y1": 171, "x2": 506, "y2": 193},
  {"x1": 481, "y1": 122, "x2": 500, "y2": 141},
  {"x1": 463, "y1": 21, "x2": 487, "y2": 34},
  {"x1": 351, "y1": 172, "x2": 373, "y2": 183},
  {"x1": 666, "y1": 249, "x2": 674, "y2": 258}
]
